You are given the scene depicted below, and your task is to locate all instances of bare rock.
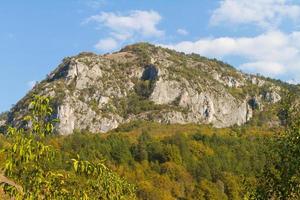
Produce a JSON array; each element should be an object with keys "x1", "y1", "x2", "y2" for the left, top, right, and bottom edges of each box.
[
  {"x1": 8, "y1": 43, "x2": 292, "y2": 134},
  {"x1": 264, "y1": 91, "x2": 281, "y2": 103},
  {"x1": 150, "y1": 79, "x2": 182, "y2": 104},
  {"x1": 0, "y1": 120, "x2": 5, "y2": 127}
]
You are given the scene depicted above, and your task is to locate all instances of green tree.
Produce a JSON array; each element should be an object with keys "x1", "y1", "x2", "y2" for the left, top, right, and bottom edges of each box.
[
  {"x1": 254, "y1": 94, "x2": 300, "y2": 199},
  {"x1": 107, "y1": 134, "x2": 134, "y2": 165},
  {"x1": 193, "y1": 179, "x2": 228, "y2": 200},
  {"x1": 0, "y1": 95, "x2": 136, "y2": 200},
  {"x1": 131, "y1": 131, "x2": 151, "y2": 162}
]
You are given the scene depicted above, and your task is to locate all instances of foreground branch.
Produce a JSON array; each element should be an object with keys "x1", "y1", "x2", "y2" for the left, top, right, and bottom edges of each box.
[{"x1": 0, "y1": 172, "x2": 23, "y2": 194}]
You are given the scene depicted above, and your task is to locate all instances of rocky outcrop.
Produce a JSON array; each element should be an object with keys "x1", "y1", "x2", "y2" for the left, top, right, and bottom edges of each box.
[
  {"x1": 0, "y1": 120, "x2": 5, "y2": 127},
  {"x1": 7, "y1": 43, "x2": 288, "y2": 134},
  {"x1": 250, "y1": 77, "x2": 265, "y2": 86},
  {"x1": 264, "y1": 91, "x2": 281, "y2": 103},
  {"x1": 212, "y1": 72, "x2": 245, "y2": 88},
  {"x1": 54, "y1": 95, "x2": 123, "y2": 134},
  {"x1": 56, "y1": 100, "x2": 76, "y2": 134},
  {"x1": 0, "y1": 112, "x2": 7, "y2": 130},
  {"x1": 150, "y1": 79, "x2": 182, "y2": 104}
]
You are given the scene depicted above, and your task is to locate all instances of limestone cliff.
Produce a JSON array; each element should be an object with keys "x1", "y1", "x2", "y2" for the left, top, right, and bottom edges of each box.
[{"x1": 6, "y1": 43, "x2": 295, "y2": 135}]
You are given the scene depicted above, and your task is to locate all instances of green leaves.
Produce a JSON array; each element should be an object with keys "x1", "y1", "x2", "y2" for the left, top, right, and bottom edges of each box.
[
  {"x1": 253, "y1": 94, "x2": 300, "y2": 199},
  {"x1": 0, "y1": 95, "x2": 136, "y2": 200},
  {"x1": 69, "y1": 156, "x2": 136, "y2": 199}
]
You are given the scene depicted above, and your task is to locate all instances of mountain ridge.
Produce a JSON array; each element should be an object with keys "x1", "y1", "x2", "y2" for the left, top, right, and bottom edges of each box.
[{"x1": 3, "y1": 43, "x2": 299, "y2": 135}]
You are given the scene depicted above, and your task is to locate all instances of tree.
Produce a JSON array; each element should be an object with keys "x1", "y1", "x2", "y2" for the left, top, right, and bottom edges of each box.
[
  {"x1": 253, "y1": 94, "x2": 300, "y2": 199},
  {"x1": 131, "y1": 131, "x2": 151, "y2": 162},
  {"x1": 0, "y1": 95, "x2": 136, "y2": 199}
]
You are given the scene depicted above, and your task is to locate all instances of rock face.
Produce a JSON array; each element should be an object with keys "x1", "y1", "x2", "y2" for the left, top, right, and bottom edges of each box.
[
  {"x1": 0, "y1": 112, "x2": 7, "y2": 129},
  {"x1": 0, "y1": 120, "x2": 5, "y2": 127},
  {"x1": 264, "y1": 91, "x2": 282, "y2": 103},
  {"x1": 7, "y1": 43, "x2": 287, "y2": 135}
]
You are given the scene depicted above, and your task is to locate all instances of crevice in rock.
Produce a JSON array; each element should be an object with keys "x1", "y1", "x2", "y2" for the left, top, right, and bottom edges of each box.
[
  {"x1": 135, "y1": 64, "x2": 159, "y2": 98},
  {"x1": 248, "y1": 98, "x2": 260, "y2": 110},
  {"x1": 141, "y1": 64, "x2": 158, "y2": 81}
]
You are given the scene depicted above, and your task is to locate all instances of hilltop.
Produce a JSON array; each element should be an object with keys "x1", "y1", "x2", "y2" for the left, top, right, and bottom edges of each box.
[{"x1": 4, "y1": 43, "x2": 299, "y2": 135}]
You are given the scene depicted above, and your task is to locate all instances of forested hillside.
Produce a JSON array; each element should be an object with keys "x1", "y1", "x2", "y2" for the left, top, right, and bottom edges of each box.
[
  {"x1": 50, "y1": 122, "x2": 274, "y2": 199},
  {"x1": 1, "y1": 44, "x2": 300, "y2": 199},
  {"x1": 1, "y1": 94, "x2": 300, "y2": 199}
]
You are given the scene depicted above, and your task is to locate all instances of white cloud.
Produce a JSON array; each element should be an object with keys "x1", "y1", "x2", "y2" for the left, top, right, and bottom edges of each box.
[
  {"x1": 162, "y1": 31, "x2": 300, "y2": 81},
  {"x1": 94, "y1": 37, "x2": 118, "y2": 51},
  {"x1": 240, "y1": 61, "x2": 285, "y2": 76},
  {"x1": 85, "y1": 10, "x2": 164, "y2": 51},
  {"x1": 177, "y1": 28, "x2": 189, "y2": 36},
  {"x1": 211, "y1": 0, "x2": 300, "y2": 28}
]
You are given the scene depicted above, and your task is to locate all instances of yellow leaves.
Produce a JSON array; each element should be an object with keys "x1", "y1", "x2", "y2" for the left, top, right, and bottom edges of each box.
[
  {"x1": 1, "y1": 95, "x2": 137, "y2": 199},
  {"x1": 71, "y1": 159, "x2": 79, "y2": 173},
  {"x1": 23, "y1": 115, "x2": 32, "y2": 122},
  {"x1": 46, "y1": 123, "x2": 54, "y2": 133},
  {"x1": 189, "y1": 140, "x2": 214, "y2": 157},
  {"x1": 12, "y1": 144, "x2": 17, "y2": 153},
  {"x1": 5, "y1": 161, "x2": 12, "y2": 172},
  {"x1": 71, "y1": 156, "x2": 110, "y2": 178},
  {"x1": 26, "y1": 95, "x2": 58, "y2": 138},
  {"x1": 6, "y1": 127, "x2": 18, "y2": 137},
  {"x1": 198, "y1": 179, "x2": 229, "y2": 200}
]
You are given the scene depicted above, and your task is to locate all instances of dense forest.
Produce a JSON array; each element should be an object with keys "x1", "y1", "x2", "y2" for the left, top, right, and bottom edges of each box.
[
  {"x1": 51, "y1": 123, "x2": 271, "y2": 199},
  {"x1": 0, "y1": 95, "x2": 299, "y2": 199}
]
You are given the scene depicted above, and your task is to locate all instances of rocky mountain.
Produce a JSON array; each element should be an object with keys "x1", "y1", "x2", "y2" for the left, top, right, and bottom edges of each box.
[
  {"x1": 0, "y1": 112, "x2": 7, "y2": 124},
  {"x1": 4, "y1": 43, "x2": 299, "y2": 135}
]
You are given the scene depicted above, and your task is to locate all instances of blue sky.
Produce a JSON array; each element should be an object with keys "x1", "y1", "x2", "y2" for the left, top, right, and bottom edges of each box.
[{"x1": 1, "y1": 0, "x2": 300, "y2": 112}]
